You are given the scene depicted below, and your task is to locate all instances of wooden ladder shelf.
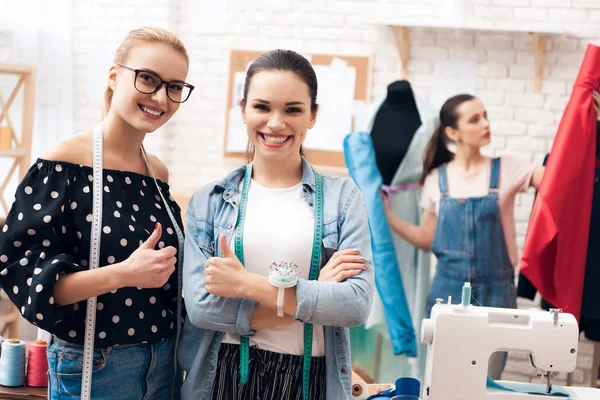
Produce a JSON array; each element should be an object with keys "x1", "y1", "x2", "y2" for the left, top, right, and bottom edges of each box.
[{"x1": 0, "y1": 64, "x2": 36, "y2": 339}]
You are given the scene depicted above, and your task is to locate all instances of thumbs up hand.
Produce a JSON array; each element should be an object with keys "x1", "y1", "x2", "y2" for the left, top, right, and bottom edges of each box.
[
  {"x1": 121, "y1": 222, "x2": 177, "y2": 289},
  {"x1": 205, "y1": 233, "x2": 249, "y2": 298}
]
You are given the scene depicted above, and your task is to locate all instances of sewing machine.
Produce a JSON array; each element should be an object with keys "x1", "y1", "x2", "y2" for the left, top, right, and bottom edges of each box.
[{"x1": 420, "y1": 285, "x2": 600, "y2": 399}]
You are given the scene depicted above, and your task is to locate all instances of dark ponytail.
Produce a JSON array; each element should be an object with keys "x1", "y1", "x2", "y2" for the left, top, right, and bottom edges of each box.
[
  {"x1": 419, "y1": 94, "x2": 476, "y2": 184},
  {"x1": 243, "y1": 49, "x2": 317, "y2": 163}
]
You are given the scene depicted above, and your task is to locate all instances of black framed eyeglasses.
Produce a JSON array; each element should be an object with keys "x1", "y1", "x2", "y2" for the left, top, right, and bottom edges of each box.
[{"x1": 116, "y1": 63, "x2": 195, "y2": 103}]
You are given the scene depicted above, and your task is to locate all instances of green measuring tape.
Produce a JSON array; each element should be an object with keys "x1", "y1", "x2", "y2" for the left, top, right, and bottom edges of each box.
[{"x1": 234, "y1": 164, "x2": 323, "y2": 400}]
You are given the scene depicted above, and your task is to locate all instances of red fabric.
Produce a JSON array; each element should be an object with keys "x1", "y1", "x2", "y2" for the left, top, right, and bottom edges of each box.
[{"x1": 520, "y1": 44, "x2": 600, "y2": 321}]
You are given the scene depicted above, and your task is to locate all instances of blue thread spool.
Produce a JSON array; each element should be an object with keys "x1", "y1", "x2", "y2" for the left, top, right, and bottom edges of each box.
[
  {"x1": 0, "y1": 339, "x2": 26, "y2": 387},
  {"x1": 391, "y1": 377, "x2": 421, "y2": 399}
]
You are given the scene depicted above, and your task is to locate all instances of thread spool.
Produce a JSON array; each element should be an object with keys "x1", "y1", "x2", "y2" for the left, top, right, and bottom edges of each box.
[
  {"x1": 351, "y1": 380, "x2": 370, "y2": 399},
  {"x1": 0, "y1": 338, "x2": 26, "y2": 387},
  {"x1": 26, "y1": 339, "x2": 48, "y2": 387}
]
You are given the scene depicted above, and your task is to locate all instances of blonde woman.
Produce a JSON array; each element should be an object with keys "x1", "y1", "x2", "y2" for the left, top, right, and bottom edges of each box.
[{"x1": 0, "y1": 27, "x2": 193, "y2": 399}]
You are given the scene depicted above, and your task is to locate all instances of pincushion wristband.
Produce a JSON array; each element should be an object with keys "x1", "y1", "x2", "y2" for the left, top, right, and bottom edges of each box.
[{"x1": 268, "y1": 261, "x2": 301, "y2": 317}]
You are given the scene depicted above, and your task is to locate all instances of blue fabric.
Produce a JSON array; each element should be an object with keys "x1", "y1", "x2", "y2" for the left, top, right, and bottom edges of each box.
[
  {"x1": 343, "y1": 131, "x2": 416, "y2": 356},
  {"x1": 486, "y1": 377, "x2": 570, "y2": 397}
]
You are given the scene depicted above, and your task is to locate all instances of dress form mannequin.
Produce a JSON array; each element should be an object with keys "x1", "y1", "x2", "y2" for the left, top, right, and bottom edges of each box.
[{"x1": 370, "y1": 80, "x2": 422, "y2": 185}]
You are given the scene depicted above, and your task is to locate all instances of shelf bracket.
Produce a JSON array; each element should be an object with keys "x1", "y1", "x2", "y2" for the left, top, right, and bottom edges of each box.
[
  {"x1": 532, "y1": 32, "x2": 546, "y2": 93},
  {"x1": 391, "y1": 26, "x2": 410, "y2": 80}
]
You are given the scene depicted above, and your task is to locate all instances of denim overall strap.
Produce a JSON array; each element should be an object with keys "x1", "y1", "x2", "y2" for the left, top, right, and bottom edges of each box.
[
  {"x1": 438, "y1": 164, "x2": 449, "y2": 195},
  {"x1": 490, "y1": 157, "x2": 500, "y2": 191}
]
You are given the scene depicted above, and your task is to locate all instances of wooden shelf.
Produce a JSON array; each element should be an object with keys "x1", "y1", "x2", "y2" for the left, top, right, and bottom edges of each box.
[
  {"x1": 0, "y1": 148, "x2": 27, "y2": 158},
  {"x1": 366, "y1": 19, "x2": 576, "y2": 93}
]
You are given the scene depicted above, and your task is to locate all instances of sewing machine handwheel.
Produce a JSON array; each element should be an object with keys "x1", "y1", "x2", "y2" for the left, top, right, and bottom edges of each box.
[{"x1": 421, "y1": 319, "x2": 434, "y2": 345}]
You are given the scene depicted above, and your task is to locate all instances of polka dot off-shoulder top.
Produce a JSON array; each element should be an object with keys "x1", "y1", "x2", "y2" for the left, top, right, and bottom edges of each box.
[{"x1": 0, "y1": 159, "x2": 183, "y2": 347}]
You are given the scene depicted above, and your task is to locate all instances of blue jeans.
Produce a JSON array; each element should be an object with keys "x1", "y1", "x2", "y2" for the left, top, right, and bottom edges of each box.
[{"x1": 47, "y1": 335, "x2": 175, "y2": 400}]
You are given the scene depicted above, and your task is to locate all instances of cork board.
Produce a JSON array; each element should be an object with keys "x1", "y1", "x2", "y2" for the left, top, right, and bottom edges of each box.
[{"x1": 223, "y1": 50, "x2": 372, "y2": 168}]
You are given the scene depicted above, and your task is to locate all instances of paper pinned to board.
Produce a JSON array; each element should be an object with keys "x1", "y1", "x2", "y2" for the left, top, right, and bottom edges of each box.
[
  {"x1": 303, "y1": 57, "x2": 356, "y2": 153},
  {"x1": 430, "y1": 60, "x2": 477, "y2": 109}
]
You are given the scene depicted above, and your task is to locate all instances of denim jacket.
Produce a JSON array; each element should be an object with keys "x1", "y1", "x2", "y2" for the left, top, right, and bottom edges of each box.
[{"x1": 178, "y1": 158, "x2": 374, "y2": 400}]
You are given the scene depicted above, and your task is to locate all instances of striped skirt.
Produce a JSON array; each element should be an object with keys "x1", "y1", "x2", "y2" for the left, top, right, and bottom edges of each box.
[{"x1": 210, "y1": 344, "x2": 326, "y2": 400}]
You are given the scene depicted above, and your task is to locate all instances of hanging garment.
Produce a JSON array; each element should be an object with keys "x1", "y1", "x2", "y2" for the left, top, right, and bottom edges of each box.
[
  {"x1": 520, "y1": 44, "x2": 600, "y2": 321},
  {"x1": 519, "y1": 154, "x2": 600, "y2": 341},
  {"x1": 344, "y1": 94, "x2": 438, "y2": 383}
]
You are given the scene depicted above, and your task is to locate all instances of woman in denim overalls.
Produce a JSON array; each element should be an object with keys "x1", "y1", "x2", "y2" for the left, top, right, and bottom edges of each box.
[{"x1": 384, "y1": 94, "x2": 545, "y2": 379}]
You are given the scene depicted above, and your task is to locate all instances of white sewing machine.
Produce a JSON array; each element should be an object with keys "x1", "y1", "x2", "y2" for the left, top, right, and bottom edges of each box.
[{"x1": 420, "y1": 285, "x2": 600, "y2": 399}]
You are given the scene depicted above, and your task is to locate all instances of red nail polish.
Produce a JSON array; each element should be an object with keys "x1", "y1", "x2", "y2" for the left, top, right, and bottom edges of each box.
[{"x1": 155, "y1": 222, "x2": 159, "y2": 230}]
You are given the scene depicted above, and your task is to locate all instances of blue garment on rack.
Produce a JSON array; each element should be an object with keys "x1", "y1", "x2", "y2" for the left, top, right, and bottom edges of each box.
[{"x1": 344, "y1": 132, "x2": 416, "y2": 356}]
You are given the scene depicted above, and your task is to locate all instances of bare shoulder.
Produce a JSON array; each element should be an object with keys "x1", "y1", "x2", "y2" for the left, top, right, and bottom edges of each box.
[
  {"x1": 146, "y1": 153, "x2": 169, "y2": 183},
  {"x1": 41, "y1": 132, "x2": 93, "y2": 166}
]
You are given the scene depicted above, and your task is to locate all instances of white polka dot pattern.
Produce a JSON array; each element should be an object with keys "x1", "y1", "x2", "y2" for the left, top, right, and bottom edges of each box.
[{"x1": 0, "y1": 159, "x2": 182, "y2": 347}]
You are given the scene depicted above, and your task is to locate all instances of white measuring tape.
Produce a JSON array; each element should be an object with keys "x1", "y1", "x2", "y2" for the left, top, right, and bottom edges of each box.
[{"x1": 81, "y1": 124, "x2": 184, "y2": 399}]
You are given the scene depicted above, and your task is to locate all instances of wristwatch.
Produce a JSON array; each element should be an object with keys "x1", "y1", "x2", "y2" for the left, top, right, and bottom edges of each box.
[{"x1": 268, "y1": 262, "x2": 300, "y2": 317}]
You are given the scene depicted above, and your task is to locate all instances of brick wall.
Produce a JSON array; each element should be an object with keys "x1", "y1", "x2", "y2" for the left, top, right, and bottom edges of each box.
[{"x1": 68, "y1": 0, "x2": 600, "y2": 386}]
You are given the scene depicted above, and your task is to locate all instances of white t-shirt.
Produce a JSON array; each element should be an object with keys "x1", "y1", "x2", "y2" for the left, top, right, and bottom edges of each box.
[
  {"x1": 222, "y1": 179, "x2": 325, "y2": 356},
  {"x1": 420, "y1": 155, "x2": 537, "y2": 267}
]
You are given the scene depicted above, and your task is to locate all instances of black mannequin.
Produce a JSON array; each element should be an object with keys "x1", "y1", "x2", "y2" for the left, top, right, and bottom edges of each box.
[{"x1": 371, "y1": 80, "x2": 422, "y2": 185}]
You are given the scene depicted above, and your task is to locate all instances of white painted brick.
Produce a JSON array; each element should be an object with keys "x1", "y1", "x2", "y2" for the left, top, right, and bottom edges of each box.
[
  {"x1": 474, "y1": 6, "x2": 514, "y2": 20},
  {"x1": 507, "y1": 137, "x2": 547, "y2": 151},
  {"x1": 590, "y1": 10, "x2": 600, "y2": 22},
  {"x1": 507, "y1": 93, "x2": 545, "y2": 107},
  {"x1": 407, "y1": 60, "x2": 433, "y2": 74},
  {"x1": 532, "y1": 80, "x2": 566, "y2": 95},
  {"x1": 509, "y1": 64, "x2": 533, "y2": 79},
  {"x1": 494, "y1": 121, "x2": 528, "y2": 136},
  {"x1": 531, "y1": 0, "x2": 571, "y2": 6},
  {"x1": 237, "y1": 11, "x2": 275, "y2": 24},
  {"x1": 259, "y1": 25, "x2": 292, "y2": 38},
  {"x1": 410, "y1": 30, "x2": 437, "y2": 46},
  {"x1": 515, "y1": 108, "x2": 556, "y2": 123},
  {"x1": 514, "y1": 7, "x2": 548, "y2": 20},
  {"x1": 362, "y1": 29, "x2": 393, "y2": 44},
  {"x1": 492, "y1": 0, "x2": 530, "y2": 5},
  {"x1": 278, "y1": 12, "x2": 344, "y2": 26},
  {"x1": 549, "y1": 66, "x2": 580, "y2": 80},
  {"x1": 553, "y1": 38, "x2": 580, "y2": 52},
  {"x1": 488, "y1": 50, "x2": 516, "y2": 64},
  {"x1": 486, "y1": 78, "x2": 527, "y2": 93},
  {"x1": 311, "y1": 41, "x2": 340, "y2": 53},
  {"x1": 487, "y1": 106, "x2": 515, "y2": 120},
  {"x1": 410, "y1": 47, "x2": 448, "y2": 61},
  {"x1": 292, "y1": 26, "x2": 326, "y2": 39},
  {"x1": 395, "y1": 4, "x2": 435, "y2": 16},
  {"x1": 436, "y1": 32, "x2": 475, "y2": 48},
  {"x1": 528, "y1": 124, "x2": 558, "y2": 138},
  {"x1": 254, "y1": 0, "x2": 293, "y2": 12},
  {"x1": 504, "y1": 358, "x2": 537, "y2": 376},
  {"x1": 573, "y1": 0, "x2": 600, "y2": 7},
  {"x1": 475, "y1": 34, "x2": 513, "y2": 50},
  {"x1": 489, "y1": 136, "x2": 507, "y2": 149},
  {"x1": 449, "y1": 48, "x2": 487, "y2": 63},
  {"x1": 478, "y1": 64, "x2": 509, "y2": 78},
  {"x1": 545, "y1": 95, "x2": 569, "y2": 112},
  {"x1": 515, "y1": 51, "x2": 534, "y2": 65},
  {"x1": 548, "y1": 8, "x2": 589, "y2": 22},
  {"x1": 478, "y1": 91, "x2": 505, "y2": 106},
  {"x1": 292, "y1": 0, "x2": 326, "y2": 12},
  {"x1": 513, "y1": 36, "x2": 533, "y2": 50},
  {"x1": 476, "y1": 77, "x2": 487, "y2": 90}
]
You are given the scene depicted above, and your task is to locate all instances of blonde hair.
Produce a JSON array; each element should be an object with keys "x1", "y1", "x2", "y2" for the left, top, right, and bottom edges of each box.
[{"x1": 102, "y1": 27, "x2": 189, "y2": 117}]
